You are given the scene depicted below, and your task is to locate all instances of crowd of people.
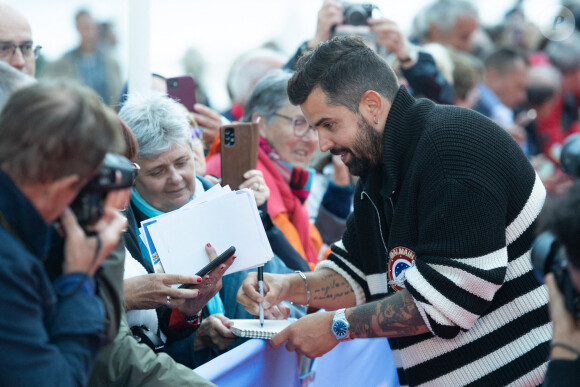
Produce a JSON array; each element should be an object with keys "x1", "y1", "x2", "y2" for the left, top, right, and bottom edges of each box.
[{"x1": 1, "y1": 0, "x2": 580, "y2": 386}]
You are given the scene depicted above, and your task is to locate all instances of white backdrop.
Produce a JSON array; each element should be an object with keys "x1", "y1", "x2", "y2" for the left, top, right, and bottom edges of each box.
[{"x1": 3, "y1": 0, "x2": 564, "y2": 110}]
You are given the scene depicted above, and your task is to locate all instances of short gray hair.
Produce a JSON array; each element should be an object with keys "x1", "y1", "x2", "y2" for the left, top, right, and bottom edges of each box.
[
  {"x1": 118, "y1": 93, "x2": 191, "y2": 159},
  {"x1": 242, "y1": 69, "x2": 293, "y2": 125},
  {"x1": 0, "y1": 62, "x2": 36, "y2": 112},
  {"x1": 413, "y1": 0, "x2": 478, "y2": 42}
]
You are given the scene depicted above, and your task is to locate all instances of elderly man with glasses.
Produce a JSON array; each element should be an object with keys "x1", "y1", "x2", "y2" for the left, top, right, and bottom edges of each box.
[{"x1": 0, "y1": 3, "x2": 41, "y2": 76}]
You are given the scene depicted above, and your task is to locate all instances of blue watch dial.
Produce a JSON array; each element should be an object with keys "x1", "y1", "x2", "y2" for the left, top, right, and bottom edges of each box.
[{"x1": 333, "y1": 321, "x2": 348, "y2": 337}]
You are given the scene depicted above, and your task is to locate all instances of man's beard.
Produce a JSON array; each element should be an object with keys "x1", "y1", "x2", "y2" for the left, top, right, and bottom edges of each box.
[{"x1": 331, "y1": 114, "x2": 383, "y2": 176}]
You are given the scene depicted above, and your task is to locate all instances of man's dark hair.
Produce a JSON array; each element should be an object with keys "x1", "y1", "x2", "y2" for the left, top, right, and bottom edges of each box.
[
  {"x1": 287, "y1": 36, "x2": 399, "y2": 113},
  {"x1": 539, "y1": 185, "x2": 580, "y2": 268},
  {"x1": 484, "y1": 47, "x2": 529, "y2": 72}
]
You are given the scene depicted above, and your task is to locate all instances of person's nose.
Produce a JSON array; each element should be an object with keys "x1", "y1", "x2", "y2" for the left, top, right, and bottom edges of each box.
[
  {"x1": 318, "y1": 131, "x2": 334, "y2": 152},
  {"x1": 167, "y1": 166, "x2": 183, "y2": 184},
  {"x1": 9, "y1": 47, "x2": 27, "y2": 71}
]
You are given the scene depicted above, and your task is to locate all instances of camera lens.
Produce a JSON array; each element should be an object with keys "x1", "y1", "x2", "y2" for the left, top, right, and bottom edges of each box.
[
  {"x1": 169, "y1": 80, "x2": 178, "y2": 89},
  {"x1": 345, "y1": 6, "x2": 367, "y2": 26}
]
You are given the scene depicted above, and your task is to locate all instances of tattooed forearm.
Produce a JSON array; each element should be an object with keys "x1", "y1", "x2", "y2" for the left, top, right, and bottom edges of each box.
[
  {"x1": 306, "y1": 269, "x2": 355, "y2": 309},
  {"x1": 348, "y1": 290, "x2": 429, "y2": 339}
]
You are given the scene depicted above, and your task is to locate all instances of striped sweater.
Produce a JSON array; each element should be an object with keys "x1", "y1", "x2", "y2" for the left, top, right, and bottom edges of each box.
[{"x1": 317, "y1": 87, "x2": 551, "y2": 386}]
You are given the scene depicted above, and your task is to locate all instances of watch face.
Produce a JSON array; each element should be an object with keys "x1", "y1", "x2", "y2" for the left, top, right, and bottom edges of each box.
[{"x1": 333, "y1": 320, "x2": 348, "y2": 338}]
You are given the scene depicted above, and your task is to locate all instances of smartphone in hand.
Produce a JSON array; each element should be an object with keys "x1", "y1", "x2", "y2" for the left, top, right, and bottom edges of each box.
[
  {"x1": 166, "y1": 75, "x2": 197, "y2": 112},
  {"x1": 179, "y1": 246, "x2": 236, "y2": 289},
  {"x1": 220, "y1": 123, "x2": 259, "y2": 189}
]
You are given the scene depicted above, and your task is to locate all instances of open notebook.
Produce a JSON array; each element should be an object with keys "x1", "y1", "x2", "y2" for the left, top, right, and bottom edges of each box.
[{"x1": 230, "y1": 319, "x2": 293, "y2": 340}]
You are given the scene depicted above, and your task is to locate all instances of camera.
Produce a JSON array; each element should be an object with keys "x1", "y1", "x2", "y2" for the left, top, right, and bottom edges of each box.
[
  {"x1": 560, "y1": 133, "x2": 580, "y2": 179},
  {"x1": 531, "y1": 232, "x2": 580, "y2": 319},
  {"x1": 70, "y1": 153, "x2": 137, "y2": 230},
  {"x1": 343, "y1": 2, "x2": 375, "y2": 26}
]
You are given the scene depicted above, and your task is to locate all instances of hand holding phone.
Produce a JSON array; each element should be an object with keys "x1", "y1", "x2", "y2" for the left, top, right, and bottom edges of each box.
[{"x1": 179, "y1": 246, "x2": 236, "y2": 289}]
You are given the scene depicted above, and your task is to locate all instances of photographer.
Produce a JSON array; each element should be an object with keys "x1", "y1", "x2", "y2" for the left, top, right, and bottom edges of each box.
[
  {"x1": 0, "y1": 80, "x2": 127, "y2": 386},
  {"x1": 537, "y1": 184, "x2": 580, "y2": 386},
  {"x1": 284, "y1": 0, "x2": 454, "y2": 105}
]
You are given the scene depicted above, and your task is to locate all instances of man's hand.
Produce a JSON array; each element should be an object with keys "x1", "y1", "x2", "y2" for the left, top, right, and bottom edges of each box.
[
  {"x1": 61, "y1": 206, "x2": 127, "y2": 276},
  {"x1": 310, "y1": 0, "x2": 344, "y2": 48},
  {"x1": 178, "y1": 243, "x2": 235, "y2": 317},
  {"x1": 271, "y1": 311, "x2": 339, "y2": 358},
  {"x1": 546, "y1": 273, "x2": 580, "y2": 360},
  {"x1": 236, "y1": 272, "x2": 290, "y2": 319},
  {"x1": 194, "y1": 314, "x2": 236, "y2": 351},
  {"x1": 368, "y1": 18, "x2": 414, "y2": 63}
]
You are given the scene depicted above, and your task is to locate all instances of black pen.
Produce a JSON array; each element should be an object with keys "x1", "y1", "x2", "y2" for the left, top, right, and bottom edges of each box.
[{"x1": 258, "y1": 266, "x2": 264, "y2": 327}]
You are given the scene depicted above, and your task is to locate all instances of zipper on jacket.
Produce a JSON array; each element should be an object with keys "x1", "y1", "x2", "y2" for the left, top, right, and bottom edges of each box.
[{"x1": 361, "y1": 190, "x2": 389, "y2": 254}]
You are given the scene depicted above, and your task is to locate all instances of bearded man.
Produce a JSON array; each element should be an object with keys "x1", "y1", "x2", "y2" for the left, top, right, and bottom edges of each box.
[{"x1": 237, "y1": 36, "x2": 551, "y2": 386}]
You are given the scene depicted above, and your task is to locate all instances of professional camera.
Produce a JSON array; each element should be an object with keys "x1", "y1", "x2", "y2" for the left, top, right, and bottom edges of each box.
[
  {"x1": 531, "y1": 232, "x2": 580, "y2": 319},
  {"x1": 343, "y1": 2, "x2": 375, "y2": 26},
  {"x1": 70, "y1": 153, "x2": 137, "y2": 230}
]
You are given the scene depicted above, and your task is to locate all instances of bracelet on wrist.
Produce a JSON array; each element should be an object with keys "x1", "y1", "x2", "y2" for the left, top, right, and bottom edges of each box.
[{"x1": 294, "y1": 270, "x2": 310, "y2": 309}]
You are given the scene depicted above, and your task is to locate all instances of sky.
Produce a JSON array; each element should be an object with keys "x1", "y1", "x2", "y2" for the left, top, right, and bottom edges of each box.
[{"x1": 3, "y1": 0, "x2": 567, "y2": 110}]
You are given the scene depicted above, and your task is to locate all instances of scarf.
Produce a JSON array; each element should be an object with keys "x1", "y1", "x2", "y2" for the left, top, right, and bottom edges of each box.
[
  {"x1": 259, "y1": 137, "x2": 314, "y2": 204},
  {"x1": 131, "y1": 177, "x2": 225, "y2": 316}
]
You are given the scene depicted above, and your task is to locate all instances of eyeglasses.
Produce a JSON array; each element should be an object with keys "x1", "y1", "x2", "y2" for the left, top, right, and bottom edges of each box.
[
  {"x1": 0, "y1": 42, "x2": 42, "y2": 61},
  {"x1": 272, "y1": 113, "x2": 314, "y2": 137}
]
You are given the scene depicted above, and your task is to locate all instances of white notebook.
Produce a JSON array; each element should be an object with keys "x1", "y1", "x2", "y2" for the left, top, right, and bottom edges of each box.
[{"x1": 230, "y1": 319, "x2": 293, "y2": 340}]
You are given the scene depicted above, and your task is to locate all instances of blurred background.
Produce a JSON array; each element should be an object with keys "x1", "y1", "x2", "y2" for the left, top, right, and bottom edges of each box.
[{"x1": 4, "y1": 0, "x2": 564, "y2": 111}]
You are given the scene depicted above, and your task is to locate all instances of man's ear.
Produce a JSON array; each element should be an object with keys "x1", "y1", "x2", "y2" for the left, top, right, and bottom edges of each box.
[
  {"x1": 359, "y1": 90, "x2": 383, "y2": 122},
  {"x1": 253, "y1": 112, "x2": 268, "y2": 138}
]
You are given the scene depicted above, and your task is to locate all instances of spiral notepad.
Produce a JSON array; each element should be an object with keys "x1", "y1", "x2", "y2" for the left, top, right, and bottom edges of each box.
[{"x1": 230, "y1": 319, "x2": 292, "y2": 339}]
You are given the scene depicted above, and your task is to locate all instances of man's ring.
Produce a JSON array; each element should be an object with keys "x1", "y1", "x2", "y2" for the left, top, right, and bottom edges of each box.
[
  {"x1": 166, "y1": 295, "x2": 171, "y2": 307},
  {"x1": 256, "y1": 183, "x2": 261, "y2": 191}
]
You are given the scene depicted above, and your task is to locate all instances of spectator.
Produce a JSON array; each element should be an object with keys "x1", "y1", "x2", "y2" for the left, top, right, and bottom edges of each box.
[
  {"x1": 541, "y1": 32, "x2": 580, "y2": 162},
  {"x1": 412, "y1": 0, "x2": 479, "y2": 53},
  {"x1": 473, "y1": 47, "x2": 530, "y2": 148},
  {"x1": 43, "y1": 9, "x2": 122, "y2": 106},
  {"x1": 0, "y1": 80, "x2": 127, "y2": 386},
  {"x1": 118, "y1": 92, "x2": 300, "y2": 368},
  {"x1": 206, "y1": 69, "x2": 354, "y2": 267},
  {"x1": 223, "y1": 47, "x2": 288, "y2": 122},
  {"x1": 448, "y1": 48, "x2": 482, "y2": 108},
  {"x1": 238, "y1": 36, "x2": 551, "y2": 386},
  {"x1": 0, "y1": 3, "x2": 41, "y2": 76}
]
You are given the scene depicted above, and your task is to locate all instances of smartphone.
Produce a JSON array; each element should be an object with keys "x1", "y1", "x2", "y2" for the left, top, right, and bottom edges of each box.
[
  {"x1": 166, "y1": 75, "x2": 197, "y2": 112},
  {"x1": 220, "y1": 123, "x2": 260, "y2": 189},
  {"x1": 179, "y1": 246, "x2": 236, "y2": 289}
]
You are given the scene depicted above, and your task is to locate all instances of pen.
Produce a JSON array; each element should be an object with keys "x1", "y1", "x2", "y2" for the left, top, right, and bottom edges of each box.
[{"x1": 258, "y1": 266, "x2": 264, "y2": 327}]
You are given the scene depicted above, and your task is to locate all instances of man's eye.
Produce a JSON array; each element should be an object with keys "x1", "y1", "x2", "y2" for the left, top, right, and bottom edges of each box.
[
  {"x1": 0, "y1": 44, "x2": 13, "y2": 53},
  {"x1": 20, "y1": 44, "x2": 33, "y2": 54}
]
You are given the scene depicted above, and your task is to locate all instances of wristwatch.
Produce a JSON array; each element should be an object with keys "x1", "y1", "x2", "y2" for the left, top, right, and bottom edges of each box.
[{"x1": 331, "y1": 308, "x2": 351, "y2": 342}]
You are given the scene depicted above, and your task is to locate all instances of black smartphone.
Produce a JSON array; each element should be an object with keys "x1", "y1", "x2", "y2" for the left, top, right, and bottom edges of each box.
[{"x1": 179, "y1": 246, "x2": 236, "y2": 289}]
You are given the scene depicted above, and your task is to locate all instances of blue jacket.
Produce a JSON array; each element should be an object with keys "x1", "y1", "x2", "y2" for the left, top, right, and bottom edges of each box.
[{"x1": 0, "y1": 169, "x2": 105, "y2": 386}]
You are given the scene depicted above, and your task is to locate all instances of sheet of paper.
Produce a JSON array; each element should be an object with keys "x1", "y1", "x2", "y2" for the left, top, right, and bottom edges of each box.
[{"x1": 144, "y1": 188, "x2": 272, "y2": 276}]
